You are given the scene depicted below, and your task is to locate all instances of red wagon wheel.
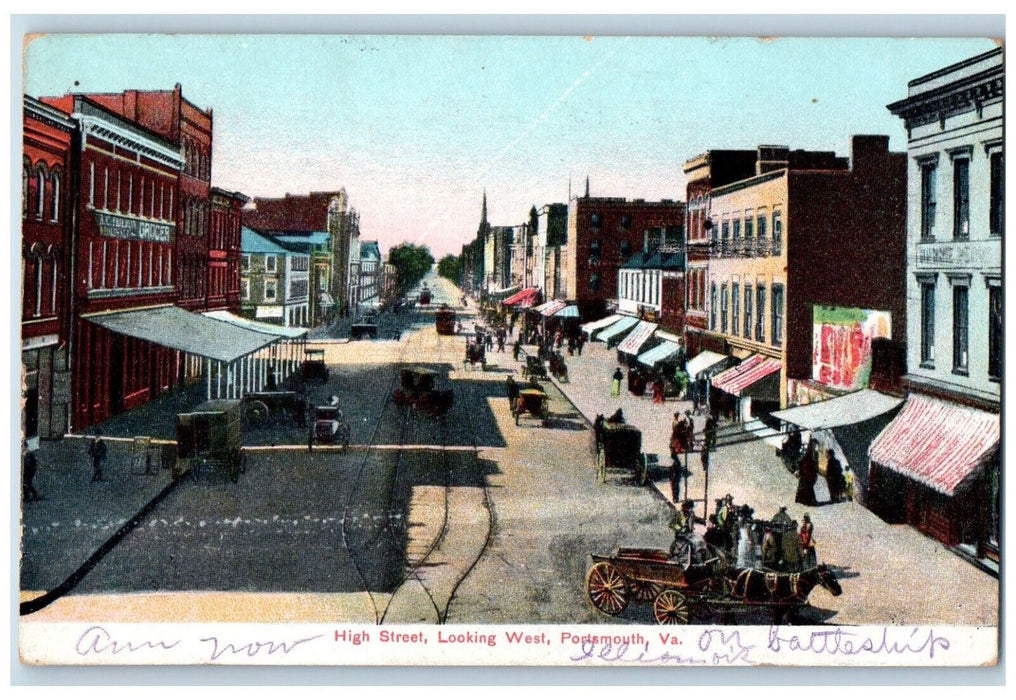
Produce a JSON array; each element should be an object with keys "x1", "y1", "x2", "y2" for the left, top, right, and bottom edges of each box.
[
  {"x1": 628, "y1": 579, "x2": 664, "y2": 602},
  {"x1": 586, "y1": 562, "x2": 629, "y2": 616},
  {"x1": 653, "y1": 588, "x2": 690, "y2": 625}
]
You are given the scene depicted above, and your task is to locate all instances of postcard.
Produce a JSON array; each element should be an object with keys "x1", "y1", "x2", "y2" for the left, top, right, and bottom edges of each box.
[{"x1": 17, "y1": 29, "x2": 1001, "y2": 669}]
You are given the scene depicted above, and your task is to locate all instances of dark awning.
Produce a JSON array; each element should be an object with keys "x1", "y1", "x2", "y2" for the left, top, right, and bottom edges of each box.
[{"x1": 86, "y1": 305, "x2": 278, "y2": 363}]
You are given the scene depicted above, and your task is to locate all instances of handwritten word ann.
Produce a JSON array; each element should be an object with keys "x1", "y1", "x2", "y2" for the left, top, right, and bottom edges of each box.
[
  {"x1": 767, "y1": 627, "x2": 950, "y2": 660},
  {"x1": 199, "y1": 633, "x2": 323, "y2": 661},
  {"x1": 75, "y1": 625, "x2": 181, "y2": 656}
]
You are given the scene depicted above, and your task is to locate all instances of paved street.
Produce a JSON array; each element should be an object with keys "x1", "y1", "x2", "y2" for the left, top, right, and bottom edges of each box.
[{"x1": 19, "y1": 272, "x2": 998, "y2": 627}]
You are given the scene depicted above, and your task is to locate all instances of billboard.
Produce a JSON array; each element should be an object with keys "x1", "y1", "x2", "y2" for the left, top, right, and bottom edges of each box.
[{"x1": 812, "y1": 306, "x2": 891, "y2": 390}]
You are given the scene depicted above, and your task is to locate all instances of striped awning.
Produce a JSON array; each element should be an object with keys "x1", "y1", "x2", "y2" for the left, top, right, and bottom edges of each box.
[
  {"x1": 596, "y1": 315, "x2": 640, "y2": 344},
  {"x1": 536, "y1": 300, "x2": 568, "y2": 317},
  {"x1": 581, "y1": 314, "x2": 622, "y2": 338},
  {"x1": 638, "y1": 340, "x2": 680, "y2": 368},
  {"x1": 554, "y1": 305, "x2": 581, "y2": 318},
  {"x1": 502, "y1": 287, "x2": 540, "y2": 307},
  {"x1": 711, "y1": 354, "x2": 782, "y2": 396},
  {"x1": 617, "y1": 321, "x2": 658, "y2": 355},
  {"x1": 867, "y1": 394, "x2": 999, "y2": 496}
]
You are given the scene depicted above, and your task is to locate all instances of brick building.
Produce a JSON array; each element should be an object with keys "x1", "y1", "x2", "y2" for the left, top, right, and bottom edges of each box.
[
  {"x1": 22, "y1": 96, "x2": 76, "y2": 442},
  {"x1": 208, "y1": 187, "x2": 248, "y2": 313},
  {"x1": 564, "y1": 194, "x2": 684, "y2": 319}
]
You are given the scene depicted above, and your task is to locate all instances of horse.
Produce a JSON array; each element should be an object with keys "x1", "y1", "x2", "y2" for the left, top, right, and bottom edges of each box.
[{"x1": 726, "y1": 564, "x2": 842, "y2": 622}]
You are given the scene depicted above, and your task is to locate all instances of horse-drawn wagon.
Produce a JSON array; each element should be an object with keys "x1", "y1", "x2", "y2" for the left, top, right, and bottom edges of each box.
[
  {"x1": 393, "y1": 366, "x2": 454, "y2": 416},
  {"x1": 586, "y1": 548, "x2": 841, "y2": 625},
  {"x1": 242, "y1": 390, "x2": 306, "y2": 425},
  {"x1": 302, "y1": 348, "x2": 329, "y2": 384},
  {"x1": 512, "y1": 387, "x2": 550, "y2": 427},
  {"x1": 521, "y1": 355, "x2": 548, "y2": 382},
  {"x1": 596, "y1": 423, "x2": 649, "y2": 485},
  {"x1": 436, "y1": 305, "x2": 457, "y2": 335},
  {"x1": 175, "y1": 399, "x2": 246, "y2": 483},
  {"x1": 313, "y1": 404, "x2": 351, "y2": 448},
  {"x1": 464, "y1": 340, "x2": 487, "y2": 370}
]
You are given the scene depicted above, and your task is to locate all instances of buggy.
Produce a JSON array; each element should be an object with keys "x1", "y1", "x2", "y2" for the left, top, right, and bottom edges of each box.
[
  {"x1": 512, "y1": 387, "x2": 550, "y2": 427},
  {"x1": 175, "y1": 399, "x2": 246, "y2": 482},
  {"x1": 313, "y1": 404, "x2": 351, "y2": 448},
  {"x1": 521, "y1": 355, "x2": 548, "y2": 381},
  {"x1": 393, "y1": 366, "x2": 454, "y2": 415},
  {"x1": 597, "y1": 423, "x2": 649, "y2": 485},
  {"x1": 302, "y1": 348, "x2": 329, "y2": 384}
]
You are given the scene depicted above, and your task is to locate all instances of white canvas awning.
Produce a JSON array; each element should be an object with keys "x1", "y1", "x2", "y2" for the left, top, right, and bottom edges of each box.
[
  {"x1": 596, "y1": 315, "x2": 639, "y2": 344},
  {"x1": 204, "y1": 310, "x2": 308, "y2": 339},
  {"x1": 773, "y1": 389, "x2": 904, "y2": 431},
  {"x1": 686, "y1": 350, "x2": 733, "y2": 378},
  {"x1": 581, "y1": 314, "x2": 622, "y2": 338}
]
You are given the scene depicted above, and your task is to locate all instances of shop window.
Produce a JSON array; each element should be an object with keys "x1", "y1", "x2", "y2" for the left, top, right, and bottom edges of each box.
[
  {"x1": 952, "y1": 284, "x2": 968, "y2": 374},
  {"x1": 772, "y1": 284, "x2": 784, "y2": 346},
  {"x1": 920, "y1": 281, "x2": 935, "y2": 366}
]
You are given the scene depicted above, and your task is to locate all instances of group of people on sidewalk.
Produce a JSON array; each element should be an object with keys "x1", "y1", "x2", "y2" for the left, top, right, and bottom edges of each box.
[{"x1": 781, "y1": 429, "x2": 855, "y2": 506}]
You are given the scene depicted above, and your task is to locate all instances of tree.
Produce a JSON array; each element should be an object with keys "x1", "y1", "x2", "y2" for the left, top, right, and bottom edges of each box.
[
  {"x1": 437, "y1": 254, "x2": 460, "y2": 284},
  {"x1": 388, "y1": 243, "x2": 434, "y2": 291}
]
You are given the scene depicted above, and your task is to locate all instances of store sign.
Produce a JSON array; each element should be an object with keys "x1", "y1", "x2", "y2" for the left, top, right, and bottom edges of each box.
[
  {"x1": 94, "y1": 211, "x2": 175, "y2": 243},
  {"x1": 916, "y1": 240, "x2": 999, "y2": 269},
  {"x1": 811, "y1": 306, "x2": 891, "y2": 390},
  {"x1": 255, "y1": 306, "x2": 284, "y2": 319}
]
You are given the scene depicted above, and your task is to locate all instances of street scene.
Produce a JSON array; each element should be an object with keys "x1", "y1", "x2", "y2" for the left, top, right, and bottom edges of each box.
[{"x1": 18, "y1": 33, "x2": 1000, "y2": 658}]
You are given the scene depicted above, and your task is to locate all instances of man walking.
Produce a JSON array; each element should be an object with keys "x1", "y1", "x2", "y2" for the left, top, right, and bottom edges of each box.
[{"x1": 88, "y1": 429, "x2": 107, "y2": 482}]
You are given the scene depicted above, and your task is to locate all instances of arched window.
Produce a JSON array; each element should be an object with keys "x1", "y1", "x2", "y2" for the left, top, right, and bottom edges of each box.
[
  {"x1": 51, "y1": 171, "x2": 61, "y2": 221},
  {"x1": 22, "y1": 163, "x2": 29, "y2": 217},
  {"x1": 35, "y1": 168, "x2": 46, "y2": 220}
]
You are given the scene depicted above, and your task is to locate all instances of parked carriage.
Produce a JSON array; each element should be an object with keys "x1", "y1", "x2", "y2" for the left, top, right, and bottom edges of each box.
[
  {"x1": 175, "y1": 399, "x2": 246, "y2": 483},
  {"x1": 242, "y1": 390, "x2": 306, "y2": 425},
  {"x1": 585, "y1": 548, "x2": 842, "y2": 625},
  {"x1": 393, "y1": 366, "x2": 454, "y2": 415},
  {"x1": 512, "y1": 387, "x2": 550, "y2": 427},
  {"x1": 302, "y1": 348, "x2": 330, "y2": 384},
  {"x1": 313, "y1": 404, "x2": 351, "y2": 448},
  {"x1": 596, "y1": 423, "x2": 649, "y2": 485},
  {"x1": 464, "y1": 341, "x2": 487, "y2": 370},
  {"x1": 521, "y1": 355, "x2": 548, "y2": 381},
  {"x1": 435, "y1": 305, "x2": 457, "y2": 335}
]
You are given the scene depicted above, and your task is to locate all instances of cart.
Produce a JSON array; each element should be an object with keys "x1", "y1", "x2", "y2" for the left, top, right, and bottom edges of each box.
[
  {"x1": 597, "y1": 423, "x2": 648, "y2": 485},
  {"x1": 419, "y1": 289, "x2": 432, "y2": 306},
  {"x1": 313, "y1": 404, "x2": 351, "y2": 448},
  {"x1": 393, "y1": 366, "x2": 454, "y2": 415},
  {"x1": 175, "y1": 399, "x2": 246, "y2": 482},
  {"x1": 585, "y1": 547, "x2": 842, "y2": 625},
  {"x1": 242, "y1": 390, "x2": 306, "y2": 425},
  {"x1": 512, "y1": 388, "x2": 550, "y2": 427},
  {"x1": 435, "y1": 306, "x2": 457, "y2": 335},
  {"x1": 521, "y1": 355, "x2": 548, "y2": 381},
  {"x1": 302, "y1": 348, "x2": 329, "y2": 383},
  {"x1": 548, "y1": 352, "x2": 568, "y2": 382},
  {"x1": 464, "y1": 341, "x2": 487, "y2": 370}
]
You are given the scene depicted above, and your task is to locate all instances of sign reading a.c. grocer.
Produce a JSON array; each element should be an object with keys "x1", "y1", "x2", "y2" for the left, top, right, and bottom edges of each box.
[{"x1": 93, "y1": 211, "x2": 175, "y2": 243}]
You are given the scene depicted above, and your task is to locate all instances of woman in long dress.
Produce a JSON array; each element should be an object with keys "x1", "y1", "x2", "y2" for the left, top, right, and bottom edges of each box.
[{"x1": 736, "y1": 519, "x2": 756, "y2": 568}]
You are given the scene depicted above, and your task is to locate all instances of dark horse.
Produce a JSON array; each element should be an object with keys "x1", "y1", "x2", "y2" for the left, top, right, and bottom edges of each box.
[{"x1": 726, "y1": 564, "x2": 842, "y2": 623}]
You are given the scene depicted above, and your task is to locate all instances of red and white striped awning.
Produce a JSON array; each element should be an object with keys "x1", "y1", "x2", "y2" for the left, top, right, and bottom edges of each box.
[
  {"x1": 711, "y1": 354, "x2": 782, "y2": 396},
  {"x1": 502, "y1": 287, "x2": 540, "y2": 308},
  {"x1": 535, "y1": 300, "x2": 568, "y2": 317},
  {"x1": 867, "y1": 394, "x2": 999, "y2": 496},
  {"x1": 617, "y1": 321, "x2": 658, "y2": 355}
]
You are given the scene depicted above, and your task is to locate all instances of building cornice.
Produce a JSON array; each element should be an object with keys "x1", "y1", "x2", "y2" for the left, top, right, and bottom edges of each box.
[
  {"x1": 24, "y1": 96, "x2": 77, "y2": 132},
  {"x1": 887, "y1": 68, "x2": 1004, "y2": 127},
  {"x1": 75, "y1": 113, "x2": 185, "y2": 169}
]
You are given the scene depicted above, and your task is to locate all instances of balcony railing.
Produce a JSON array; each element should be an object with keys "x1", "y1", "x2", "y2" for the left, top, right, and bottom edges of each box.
[{"x1": 711, "y1": 238, "x2": 782, "y2": 258}]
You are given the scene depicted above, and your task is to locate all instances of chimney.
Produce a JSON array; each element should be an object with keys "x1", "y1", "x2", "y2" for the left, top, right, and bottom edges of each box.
[
  {"x1": 851, "y1": 135, "x2": 890, "y2": 174},
  {"x1": 756, "y1": 145, "x2": 790, "y2": 175}
]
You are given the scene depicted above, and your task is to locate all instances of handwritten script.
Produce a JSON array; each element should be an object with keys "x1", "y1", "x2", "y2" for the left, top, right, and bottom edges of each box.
[
  {"x1": 570, "y1": 628, "x2": 755, "y2": 665},
  {"x1": 767, "y1": 626, "x2": 951, "y2": 660},
  {"x1": 199, "y1": 633, "x2": 324, "y2": 661},
  {"x1": 75, "y1": 625, "x2": 181, "y2": 657}
]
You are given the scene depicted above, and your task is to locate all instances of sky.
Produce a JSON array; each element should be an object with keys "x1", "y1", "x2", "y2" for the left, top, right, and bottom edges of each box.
[{"x1": 22, "y1": 32, "x2": 998, "y2": 257}]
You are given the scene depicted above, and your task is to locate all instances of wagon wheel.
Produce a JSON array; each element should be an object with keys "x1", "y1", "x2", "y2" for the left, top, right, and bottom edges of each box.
[
  {"x1": 586, "y1": 562, "x2": 629, "y2": 616},
  {"x1": 653, "y1": 588, "x2": 690, "y2": 625},
  {"x1": 628, "y1": 579, "x2": 664, "y2": 602},
  {"x1": 244, "y1": 400, "x2": 269, "y2": 423}
]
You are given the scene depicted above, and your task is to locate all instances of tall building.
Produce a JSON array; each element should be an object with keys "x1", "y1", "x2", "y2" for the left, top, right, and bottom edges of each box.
[
  {"x1": 208, "y1": 187, "x2": 249, "y2": 313},
  {"x1": 22, "y1": 96, "x2": 76, "y2": 442},
  {"x1": 873, "y1": 48, "x2": 1002, "y2": 568}
]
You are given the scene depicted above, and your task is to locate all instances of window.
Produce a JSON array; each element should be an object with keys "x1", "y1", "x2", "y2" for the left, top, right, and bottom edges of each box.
[
  {"x1": 721, "y1": 220, "x2": 730, "y2": 241},
  {"x1": 590, "y1": 213, "x2": 600, "y2": 229},
  {"x1": 921, "y1": 162, "x2": 937, "y2": 240},
  {"x1": 756, "y1": 212, "x2": 767, "y2": 239},
  {"x1": 952, "y1": 284, "x2": 968, "y2": 373},
  {"x1": 990, "y1": 151, "x2": 1004, "y2": 237},
  {"x1": 771, "y1": 284, "x2": 784, "y2": 346},
  {"x1": 265, "y1": 255, "x2": 278, "y2": 273},
  {"x1": 88, "y1": 162, "x2": 95, "y2": 208},
  {"x1": 953, "y1": 158, "x2": 969, "y2": 239},
  {"x1": 51, "y1": 172, "x2": 60, "y2": 221},
  {"x1": 744, "y1": 212, "x2": 754, "y2": 239},
  {"x1": 720, "y1": 284, "x2": 729, "y2": 333},
  {"x1": 710, "y1": 282, "x2": 717, "y2": 330},
  {"x1": 589, "y1": 240, "x2": 601, "y2": 259},
  {"x1": 920, "y1": 281, "x2": 935, "y2": 366},
  {"x1": 755, "y1": 286, "x2": 767, "y2": 342},
  {"x1": 264, "y1": 278, "x2": 277, "y2": 302},
  {"x1": 732, "y1": 218, "x2": 741, "y2": 239},
  {"x1": 731, "y1": 283, "x2": 740, "y2": 336},
  {"x1": 988, "y1": 283, "x2": 1001, "y2": 381},
  {"x1": 620, "y1": 214, "x2": 631, "y2": 230},
  {"x1": 772, "y1": 210, "x2": 783, "y2": 253},
  {"x1": 36, "y1": 170, "x2": 45, "y2": 219},
  {"x1": 22, "y1": 165, "x2": 29, "y2": 216},
  {"x1": 620, "y1": 240, "x2": 631, "y2": 258},
  {"x1": 744, "y1": 285, "x2": 753, "y2": 338},
  {"x1": 589, "y1": 273, "x2": 600, "y2": 293},
  {"x1": 241, "y1": 278, "x2": 250, "y2": 301}
]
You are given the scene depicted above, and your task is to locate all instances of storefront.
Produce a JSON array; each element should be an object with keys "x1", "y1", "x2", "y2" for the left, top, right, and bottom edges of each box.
[
  {"x1": 867, "y1": 394, "x2": 1000, "y2": 567},
  {"x1": 710, "y1": 354, "x2": 781, "y2": 421}
]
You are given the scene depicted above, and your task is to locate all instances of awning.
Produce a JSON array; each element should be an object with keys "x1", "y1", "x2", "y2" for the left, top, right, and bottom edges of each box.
[
  {"x1": 204, "y1": 310, "x2": 308, "y2": 339},
  {"x1": 638, "y1": 340, "x2": 680, "y2": 368},
  {"x1": 773, "y1": 389, "x2": 903, "y2": 430},
  {"x1": 87, "y1": 305, "x2": 277, "y2": 363},
  {"x1": 536, "y1": 300, "x2": 568, "y2": 317},
  {"x1": 686, "y1": 350, "x2": 734, "y2": 379},
  {"x1": 554, "y1": 305, "x2": 581, "y2": 319},
  {"x1": 711, "y1": 354, "x2": 782, "y2": 396},
  {"x1": 581, "y1": 314, "x2": 622, "y2": 338},
  {"x1": 596, "y1": 315, "x2": 640, "y2": 344},
  {"x1": 868, "y1": 394, "x2": 1000, "y2": 496},
  {"x1": 502, "y1": 287, "x2": 539, "y2": 307},
  {"x1": 617, "y1": 321, "x2": 658, "y2": 355}
]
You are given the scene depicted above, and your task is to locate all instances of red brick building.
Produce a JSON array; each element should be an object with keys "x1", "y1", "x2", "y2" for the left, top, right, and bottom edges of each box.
[
  {"x1": 22, "y1": 96, "x2": 77, "y2": 441},
  {"x1": 565, "y1": 195, "x2": 684, "y2": 319},
  {"x1": 209, "y1": 187, "x2": 249, "y2": 313},
  {"x1": 41, "y1": 94, "x2": 186, "y2": 429},
  {"x1": 83, "y1": 85, "x2": 214, "y2": 312}
]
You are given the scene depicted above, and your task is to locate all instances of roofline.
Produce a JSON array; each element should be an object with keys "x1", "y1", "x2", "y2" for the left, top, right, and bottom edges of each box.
[{"x1": 907, "y1": 47, "x2": 1003, "y2": 89}]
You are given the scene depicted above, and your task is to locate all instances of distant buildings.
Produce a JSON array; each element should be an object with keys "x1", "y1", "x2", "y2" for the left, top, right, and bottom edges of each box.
[
  {"x1": 358, "y1": 240, "x2": 382, "y2": 311},
  {"x1": 272, "y1": 231, "x2": 334, "y2": 325},
  {"x1": 240, "y1": 228, "x2": 310, "y2": 328}
]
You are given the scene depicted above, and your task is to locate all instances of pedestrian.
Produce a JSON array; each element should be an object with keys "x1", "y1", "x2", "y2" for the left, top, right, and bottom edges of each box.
[
  {"x1": 825, "y1": 449, "x2": 846, "y2": 503},
  {"x1": 652, "y1": 377, "x2": 664, "y2": 404},
  {"x1": 669, "y1": 457, "x2": 681, "y2": 503},
  {"x1": 576, "y1": 334, "x2": 585, "y2": 356},
  {"x1": 308, "y1": 424, "x2": 315, "y2": 453},
  {"x1": 704, "y1": 415, "x2": 717, "y2": 452},
  {"x1": 691, "y1": 382, "x2": 701, "y2": 415},
  {"x1": 22, "y1": 442, "x2": 41, "y2": 502},
  {"x1": 795, "y1": 440, "x2": 819, "y2": 506},
  {"x1": 610, "y1": 367, "x2": 623, "y2": 397},
  {"x1": 497, "y1": 334, "x2": 505, "y2": 353},
  {"x1": 761, "y1": 527, "x2": 779, "y2": 570},
  {"x1": 484, "y1": 334, "x2": 493, "y2": 352},
  {"x1": 506, "y1": 375, "x2": 519, "y2": 406},
  {"x1": 88, "y1": 429, "x2": 107, "y2": 482},
  {"x1": 736, "y1": 515, "x2": 756, "y2": 568},
  {"x1": 700, "y1": 440, "x2": 710, "y2": 473},
  {"x1": 844, "y1": 467, "x2": 856, "y2": 502},
  {"x1": 782, "y1": 520, "x2": 803, "y2": 572},
  {"x1": 512, "y1": 339, "x2": 522, "y2": 362},
  {"x1": 799, "y1": 514, "x2": 817, "y2": 569},
  {"x1": 567, "y1": 335, "x2": 576, "y2": 356}
]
